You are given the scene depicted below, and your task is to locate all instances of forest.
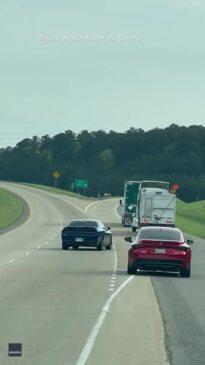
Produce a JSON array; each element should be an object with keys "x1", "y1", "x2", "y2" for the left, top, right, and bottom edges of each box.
[{"x1": 0, "y1": 124, "x2": 204, "y2": 202}]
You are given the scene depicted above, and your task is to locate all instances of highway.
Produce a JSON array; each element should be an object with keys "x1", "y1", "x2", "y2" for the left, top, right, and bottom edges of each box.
[
  {"x1": 0, "y1": 183, "x2": 166, "y2": 365},
  {"x1": 151, "y1": 234, "x2": 205, "y2": 365},
  {"x1": 0, "y1": 183, "x2": 204, "y2": 365}
]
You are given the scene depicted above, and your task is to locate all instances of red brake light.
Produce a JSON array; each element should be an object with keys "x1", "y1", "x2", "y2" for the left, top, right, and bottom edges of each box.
[{"x1": 178, "y1": 246, "x2": 191, "y2": 252}]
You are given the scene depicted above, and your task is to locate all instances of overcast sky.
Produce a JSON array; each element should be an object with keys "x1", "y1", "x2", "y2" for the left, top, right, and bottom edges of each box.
[{"x1": 1, "y1": 0, "x2": 205, "y2": 147}]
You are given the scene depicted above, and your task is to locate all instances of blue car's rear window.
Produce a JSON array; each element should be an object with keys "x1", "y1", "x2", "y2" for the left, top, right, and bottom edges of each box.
[{"x1": 69, "y1": 220, "x2": 98, "y2": 228}]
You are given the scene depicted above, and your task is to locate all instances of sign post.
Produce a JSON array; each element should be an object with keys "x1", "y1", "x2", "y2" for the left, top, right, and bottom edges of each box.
[
  {"x1": 52, "y1": 171, "x2": 60, "y2": 188},
  {"x1": 71, "y1": 182, "x2": 74, "y2": 191}
]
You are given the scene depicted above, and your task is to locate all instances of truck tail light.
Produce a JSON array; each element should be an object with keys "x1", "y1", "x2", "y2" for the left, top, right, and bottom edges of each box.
[{"x1": 141, "y1": 217, "x2": 150, "y2": 223}]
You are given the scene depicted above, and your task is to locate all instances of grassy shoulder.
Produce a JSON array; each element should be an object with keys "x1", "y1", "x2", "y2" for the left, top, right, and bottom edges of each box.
[
  {"x1": 176, "y1": 199, "x2": 205, "y2": 239},
  {"x1": 0, "y1": 187, "x2": 24, "y2": 230}
]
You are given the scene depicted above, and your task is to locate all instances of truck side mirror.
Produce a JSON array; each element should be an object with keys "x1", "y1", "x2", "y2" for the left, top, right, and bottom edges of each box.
[{"x1": 124, "y1": 237, "x2": 133, "y2": 243}]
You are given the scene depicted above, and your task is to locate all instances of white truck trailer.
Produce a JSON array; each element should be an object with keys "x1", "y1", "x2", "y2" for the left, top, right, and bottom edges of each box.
[{"x1": 131, "y1": 187, "x2": 176, "y2": 231}]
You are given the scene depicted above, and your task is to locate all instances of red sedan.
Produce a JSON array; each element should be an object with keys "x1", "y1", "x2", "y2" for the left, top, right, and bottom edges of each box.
[{"x1": 125, "y1": 227, "x2": 193, "y2": 277}]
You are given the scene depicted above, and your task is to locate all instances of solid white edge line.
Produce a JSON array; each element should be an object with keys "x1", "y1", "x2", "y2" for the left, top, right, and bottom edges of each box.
[
  {"x1": 62, "y1": 197, "x2": 85, "y2": 214},
  {"x1": 84, "y1": 200, "x2": 101, "y2": 213},
  {"x1": 84, "y1": 197, "x2": 120, "y2": 214},
  {"x1": 75, "y1": 275, "x2": 134, "y2": 365},
  {"x1": 115, "y1": 203, "x2": 121, "y2": 220},
  {"x1": 75, "y1": 204, "x2": 121, "y2": 365}
]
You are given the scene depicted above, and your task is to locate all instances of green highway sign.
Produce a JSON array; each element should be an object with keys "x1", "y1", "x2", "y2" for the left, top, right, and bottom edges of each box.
[{"x1": 74, "y1": 179, "x2": 88, "y2": 189}]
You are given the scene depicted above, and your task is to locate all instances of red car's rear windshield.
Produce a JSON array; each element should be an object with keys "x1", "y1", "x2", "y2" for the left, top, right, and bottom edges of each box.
[{"x1": 138, "y1": 229, "x2": 182, "y2": 241}]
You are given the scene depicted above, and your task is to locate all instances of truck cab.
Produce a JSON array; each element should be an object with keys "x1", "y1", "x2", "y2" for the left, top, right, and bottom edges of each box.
[{"x1": 121, "y1": 181, "x2": 140, "y2": 227}]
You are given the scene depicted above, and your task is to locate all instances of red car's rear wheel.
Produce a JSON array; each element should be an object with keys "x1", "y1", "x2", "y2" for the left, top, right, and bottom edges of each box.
[
  {"x1": 127, "y1": 264, "x2": 136, "y2": 275},
  {"x1": 180, "y1": 266, "x2": 191, "y2": 278}
]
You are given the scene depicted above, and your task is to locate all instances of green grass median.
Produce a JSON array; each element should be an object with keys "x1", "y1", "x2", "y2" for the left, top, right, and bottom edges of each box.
[
  {"x1": 0, "y1": 187, "x2": 24, "y2": 230},
  {"x1": 176, "y1": 199, "x2": 205, "y2": 239}
]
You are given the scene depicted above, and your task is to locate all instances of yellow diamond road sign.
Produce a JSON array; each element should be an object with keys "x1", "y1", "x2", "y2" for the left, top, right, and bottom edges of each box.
[{"x1": 53, "y1": 171, "x2": 60, "y2": 179}]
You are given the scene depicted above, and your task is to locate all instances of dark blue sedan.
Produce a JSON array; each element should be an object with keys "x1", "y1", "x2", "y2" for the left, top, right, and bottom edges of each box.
[{"x1": 61, "y1": 219, "x2": 112, "y2": 250}]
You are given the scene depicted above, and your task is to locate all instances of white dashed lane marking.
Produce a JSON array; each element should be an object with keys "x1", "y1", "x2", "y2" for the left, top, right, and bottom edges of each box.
[{"x1": 8, "y1": 259, "x2": 16, "y2": 264}]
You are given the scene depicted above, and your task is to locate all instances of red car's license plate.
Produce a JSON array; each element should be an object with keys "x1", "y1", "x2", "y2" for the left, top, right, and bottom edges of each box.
[{"x1": 155, "y1": 248, "x2": 166, "y2": 254}]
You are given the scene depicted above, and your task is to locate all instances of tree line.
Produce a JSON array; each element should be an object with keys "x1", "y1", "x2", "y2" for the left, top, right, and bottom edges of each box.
[{"x1": 0, "y1": 124, "x2": 205, "y2": 202}]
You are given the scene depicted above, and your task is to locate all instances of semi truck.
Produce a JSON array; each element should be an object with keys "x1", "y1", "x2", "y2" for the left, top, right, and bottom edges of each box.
[
  {"x1": 131, "y1": 187, "x2": 176, "y2": 231},
  {"x1": 121, "y1": 181, "x2": 141, "y2": 227}
]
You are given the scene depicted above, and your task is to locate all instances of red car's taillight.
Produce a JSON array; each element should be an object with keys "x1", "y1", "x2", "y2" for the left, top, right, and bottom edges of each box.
[{"x1": 178, "y1": 246, "x2": 191, "y2": 253}]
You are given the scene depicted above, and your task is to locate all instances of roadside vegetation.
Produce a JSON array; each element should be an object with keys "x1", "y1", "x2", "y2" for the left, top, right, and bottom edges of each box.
[
  {"x1": 0, "y1": 124, "x2": 205, "y2": 202},
  {"x1": 176, "y1": 199, "x2": 205, "y2": 239},
  {"x1": 0, "y1": 187, "x2": 24, "y2": 230}
]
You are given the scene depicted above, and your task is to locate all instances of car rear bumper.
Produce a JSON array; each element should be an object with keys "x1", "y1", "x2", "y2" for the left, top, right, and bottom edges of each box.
[
  {"x1": 131, "y1": 258, "x2": 187, "y2": 272},
  {"x1": 62, "y1": 240, "x2": 98, "y2": 247}
]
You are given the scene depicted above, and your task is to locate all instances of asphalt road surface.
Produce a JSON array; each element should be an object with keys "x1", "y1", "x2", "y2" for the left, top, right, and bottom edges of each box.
[
  {"x1": 117, "y1": 206, "x2": 205, "y2": 365},
  {"x1": 0, "y1": 183, "x2": 167, "y2": 365},
  {"x1": 151, "y1": 234, "x2": 205, "y2": 365},
  {"x1": 1, "y1": 183, "x2": 204, "y2": 365}
]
